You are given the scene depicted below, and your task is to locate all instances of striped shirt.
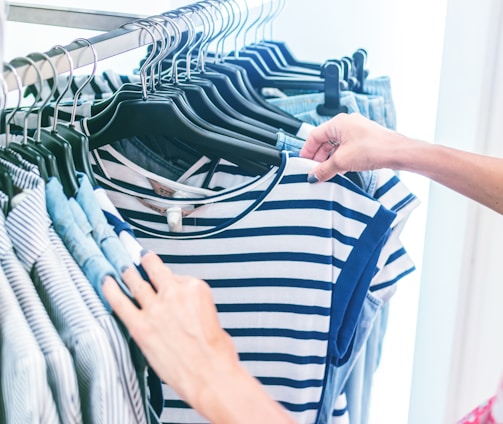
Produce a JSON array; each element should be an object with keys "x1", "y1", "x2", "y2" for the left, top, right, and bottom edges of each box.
[
  {"x1": 92, "y1": 150, "x2": 397, "y2": 423},
  {"x1": 2, "y1": 163, "x2": 137, "y2": 424},
  {"x1": 91, "y1": 142, "x2": 418, "y2": 298},
  {"x1": 48, "y1": 226, "x2": 148, "y2": 424},
  {"x1": 0, "y1": 262, "x2": 60, "y2": 423},
  {"x1": 0, "y1": 211, "x2": 83, "y2": 423},
  {"x1": 91, "y1": 139, "x2": 418, "y2": 423}
]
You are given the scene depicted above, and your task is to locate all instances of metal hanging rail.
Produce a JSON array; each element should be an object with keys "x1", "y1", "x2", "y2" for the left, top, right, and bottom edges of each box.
[
  {"x1": 3, "y1": 25, "x2": 160, "y2": 91},
  {"x1": 2, "y1": 0, "x2": 272, "y2": 92},
  {"x1": 6, "y1": 3, "x2": 145, "y2": 31}
]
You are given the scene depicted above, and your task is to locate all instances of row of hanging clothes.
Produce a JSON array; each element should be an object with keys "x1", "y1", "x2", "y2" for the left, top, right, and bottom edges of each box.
[{"x1": 0, "y1": 0, "x2": 419, "y2": 423}]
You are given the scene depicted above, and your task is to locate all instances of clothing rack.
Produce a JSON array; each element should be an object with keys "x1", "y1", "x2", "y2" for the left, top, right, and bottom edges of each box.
[
  {"x1": 7, "y1": 3, "x2": 144, "y2": 31},
  {"x1": 2, "y1": 0, "x2": 272, "y2": 93}
]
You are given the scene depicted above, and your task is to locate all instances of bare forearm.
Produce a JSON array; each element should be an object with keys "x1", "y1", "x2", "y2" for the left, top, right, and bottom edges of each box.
[
  {"x1": 392, "y1": 136, "x2": 503, "y2": 214},
  {"x1": 195, "y1": 362, "x2": 296, "y2": 424},
  {"x1": 302, "y1": 114, "x2": 503, "y2": 214}
]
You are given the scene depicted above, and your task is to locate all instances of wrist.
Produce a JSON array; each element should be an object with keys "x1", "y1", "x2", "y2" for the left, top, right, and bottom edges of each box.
[
  {"x1": 194, "y1": 358, "x2": 295, "y2": 424},
  {"x1": 386, "y1": 133, "x2": 432, "y2": 172}
]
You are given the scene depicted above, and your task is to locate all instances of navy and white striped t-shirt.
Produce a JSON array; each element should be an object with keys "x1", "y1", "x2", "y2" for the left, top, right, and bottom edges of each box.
[{"x1": 92, "y1": 150, "x2": 397, "y2": 423}]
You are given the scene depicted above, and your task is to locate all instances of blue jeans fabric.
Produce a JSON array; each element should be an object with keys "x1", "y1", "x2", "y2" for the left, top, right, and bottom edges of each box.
[
  {"x1": 343, "y1": 302, "x2": 389, "y2": 424},
  {"x1": 316, "y1": 292, "x2": 383, "y2": 423},
  {"x1": 275, "y1": 130, "x2": 306, "y2": 152},
  {"x1": 267, "y1": 91, "x2": 360, "y2": 122},
  {"x1": 363, "y1": 76, "x2": 397, "y2": 130},
  {"x1": 355, "y1": 94, "x2": 387, "y2": 128},
  {"x1": 75, "y1": 173, "x2": 135, "y2": 276},
  {"x1": 110, "y1": 136, "x2": 194, "y2": 182},
  {"x1": 45, "y1": 177, "x2": 120, "y2": 311}
]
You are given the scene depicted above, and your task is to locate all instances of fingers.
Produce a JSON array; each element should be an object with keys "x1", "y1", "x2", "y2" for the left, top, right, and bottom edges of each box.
[
  {"x1": 141, "y1": 251, "x2": 174, "y2": 292},
  {"x1": 106, "y1": 251, "x2": 175, "y2": 313},
  {"x1": 122, "y1": 266, "x2": 157, "y2": 308},
  {"x1": 300, "y1": 114, "x2": 344, "y2": 160},
  {"x1": 308, "y1": 155, "x2": 341, "y2": 183},
  {"x1": 103, "y1": 276, "x2": 142, "y2": 327}
]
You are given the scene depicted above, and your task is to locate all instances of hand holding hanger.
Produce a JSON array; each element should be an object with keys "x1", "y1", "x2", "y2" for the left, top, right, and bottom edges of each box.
[{"x1": 300, "y1": 112, "x2": 503, "y2": 215}]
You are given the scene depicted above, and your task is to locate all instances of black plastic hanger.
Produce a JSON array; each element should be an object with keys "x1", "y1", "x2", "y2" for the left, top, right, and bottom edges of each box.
[
  {"x1": 158, "y1": 10, "x2": 283, "y2": 143},
  {"x1": 85, "y1": 19, "x2": 282, "y2": 175},
  {"x1": 48, "y1": 41, "x2": 100, "y2": 189},
  {"x1": 2, "y1": 57, "x2": 52, "y2": 182},
  {"x1": 243, "y1": 42, "x2": 320, "y2": 76},
  {"x1": 0, "y1": 162, "x2": 14, "y2": 214},
  {"x1": 220, "y1": 0, "x2": 322, "y2": 85},
  {"x1": 261, "y1": 39, "x2": 321, "y2": 71},
  {"x1": 87, "y1": 98, "x2": 282, "y2": 175},
  {"x1": 23, "y1": 52, "x2": 67, "y2": 181},
  {"x1": 316, "y1": 61, "x2": 348, "y2": 117},
  {"x1": 85, "y1": 22, "x2": 267, "y2": 147},
  {"x1": 165, "y1": 5, "x2": 305, "y2": 135},
  {"x1": 17, "y1": 50, "x2": 79, "y2": 196}
]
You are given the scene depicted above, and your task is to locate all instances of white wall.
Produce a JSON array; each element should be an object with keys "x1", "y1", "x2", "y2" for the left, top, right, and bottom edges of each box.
[{"x1": 409, "y1": 0, "x2": 503, "y2": 421}]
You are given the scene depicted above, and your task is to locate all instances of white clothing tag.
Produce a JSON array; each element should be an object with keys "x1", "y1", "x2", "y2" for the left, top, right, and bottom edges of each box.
[{"x1": 166, "y1": 206, "x2": 183, "y2": 232}]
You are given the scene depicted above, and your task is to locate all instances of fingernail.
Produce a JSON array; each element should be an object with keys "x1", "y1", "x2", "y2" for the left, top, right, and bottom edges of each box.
[
  {"x1": 140, "y1": 249, "x2": 150, "y2": 258},
  {"x1": 307, "y1": 173, "x2": 319, "y2": 184},
  {"x1": 120, "y1": 265, "x2": 131, "y2": 274},
  {"x1": 101, "y1": 275, "x2": 116, "y2": 287}
]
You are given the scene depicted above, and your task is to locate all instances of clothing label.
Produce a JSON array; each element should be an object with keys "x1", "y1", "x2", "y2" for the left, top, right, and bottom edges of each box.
[
  {"x1": 137, "y1": 198, "x2": 168, "y2": 216},
  {"x1": 147, "y1": 178, "x2": 178, "y2": 198}
]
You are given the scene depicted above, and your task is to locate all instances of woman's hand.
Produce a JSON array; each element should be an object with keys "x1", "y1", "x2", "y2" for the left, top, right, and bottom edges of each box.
[
  {"x1": 103, "y1": 252, "x2": 296, "y2": 424},
  {"x1": 300, "y1": 112, "x2": 406, "y2": 182}
]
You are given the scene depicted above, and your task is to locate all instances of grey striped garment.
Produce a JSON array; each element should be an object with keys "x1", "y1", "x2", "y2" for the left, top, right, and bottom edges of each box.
[
  {"x1": 2, "y1": 165, "x2": 137, "y2": 424},
  {"x1": 0, "y1": 211, "x2": 83, "y2": 423},
  {"x1": 0, "y1": 262, "x2": 60, "y2": 423},
  {"x1": 47, "y1": 226, "x2": 148, "y2": 424}
]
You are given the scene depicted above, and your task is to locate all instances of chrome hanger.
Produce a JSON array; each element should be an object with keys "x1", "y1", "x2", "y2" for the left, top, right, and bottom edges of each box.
[{"x1": 2, "y1": 62, "x2": 23, "y2": 147}]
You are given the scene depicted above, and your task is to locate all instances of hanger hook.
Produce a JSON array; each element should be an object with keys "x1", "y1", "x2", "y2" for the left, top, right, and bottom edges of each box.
[
  {"x1": 215, "y1": 0, "x2": 238, "y2": 61},
  {"x1": 227, "y1": 0, "x2": 248, "y2": 58},
  {"x1": 167, "y1": 11, "x2": 196, "y2": 85},
  {"x1": 26, "y1": 51, "x2": 58, "y2": 142},
  {"x1": 49, "y1": 44, "x2": 74, "y2": 132},
  {"x1": 139, "y1": 18, "x2": 168, "y2": 93},
  {"x1": 197, "y1": 1, "x2": 224, "y2": 69},
  {"x1": 159, "y1": 12, "x2": 183, "y2": 83},
  {"x1": 69, "y1": 38, "x2": 98, "y2": 127},
  {"x1": 268, "y1": 0, "x2": 286, "y2": 40},
  {"x1": 177, "y1": 4, "x2": 209, "y2": 80},
  {"x1": 120, "y1": 20, "x2": 157, "y2": 100},
  {"x1": 185, "y1": 3, "x2": 212, "y2": 74},
  {"x1": 9, "y1": 56, "x2": 43, "y2": 145},
  {"x1": 241, "y1": 0, "x2": 264, "y2": 49},
  {"x1": 256, "y1": 0, "x2": 274, "y2": 43},
  {"x1": 2, "y1": 62, "x2": 23, "y2": 146},
  {"x1": 147, "y1": 15, "x2": 175, "y2": 89}
]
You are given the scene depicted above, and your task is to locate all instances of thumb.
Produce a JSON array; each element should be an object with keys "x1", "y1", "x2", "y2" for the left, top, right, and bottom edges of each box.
[{"x1": 307, "y1": 156, "x2": 341, "y2": 183}]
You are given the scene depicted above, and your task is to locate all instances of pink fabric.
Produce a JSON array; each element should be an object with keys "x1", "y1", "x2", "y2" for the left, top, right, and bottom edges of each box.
[
  {"x1": 457, "y1": 397, "x2": 496, "y2": 424},
  {"x1": 458, "y1": 378, "x2": 503, "y2": 424}
]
